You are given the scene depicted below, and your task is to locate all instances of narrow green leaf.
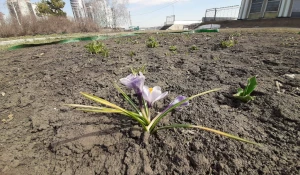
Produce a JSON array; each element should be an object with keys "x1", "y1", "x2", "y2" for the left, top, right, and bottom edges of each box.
[
  {"x1": 114, "y1": 83, "x2": 141, "y2": 114},
  {"x1": 66, "y1": 104, "x2": 105, "y2": 109},
  {"x1": 143, "y1": 98, "x2": 149, "y2": 118},
  {"x1": 153, "y1": 124, "x2": 259, "y2": 145},
  {"x1": 149, "y1": 88, "x2": 221, "y2": 132},
  {"x1": 79, "y1": 92, "x2": 147, "y2": 128},
  {"x1": 76, "y1": 108, "x2": 148, "y2": 128},
  {"x1": 76, "y1": 108, "x2": 123, "y2": 113},
  {"x1": 80, "y1": 92, "x2": 125, "y2": 111},
  {"x1": 76, "y1": 108, "x2": 144, "y2": 120}
]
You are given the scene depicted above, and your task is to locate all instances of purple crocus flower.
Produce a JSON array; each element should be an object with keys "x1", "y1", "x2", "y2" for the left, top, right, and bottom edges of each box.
[
  {"x1": 142, "y1": 86, "x2": 168, "y2": 107},
  {"x1": 167, "y1": 95, "x2": 189, "y2": 111},
  {"x1": 120, "y1": 72, "x2": 145, "y2": 94}
]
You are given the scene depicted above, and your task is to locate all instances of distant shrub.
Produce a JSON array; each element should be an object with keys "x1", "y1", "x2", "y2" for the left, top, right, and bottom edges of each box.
[
  {"x1": 147, "y1": 36, "x2": 159, "y2": 48},
  {"x1": 0, "y1": 16, "x2": 100, "y2": 38},
  {"x1": 85, "y1": 41, "x2": 109, "y2": 57}
]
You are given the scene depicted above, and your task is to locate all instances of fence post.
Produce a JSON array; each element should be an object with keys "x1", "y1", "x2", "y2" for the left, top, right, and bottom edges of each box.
[{"x1": 214, "y1": 8, "x2": 217, "y2": 21}]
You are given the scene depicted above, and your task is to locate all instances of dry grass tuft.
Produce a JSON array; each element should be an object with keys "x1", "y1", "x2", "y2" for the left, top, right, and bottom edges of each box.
[{"x1": 0, "y1": 16, "x2": 101, "y2": 38}]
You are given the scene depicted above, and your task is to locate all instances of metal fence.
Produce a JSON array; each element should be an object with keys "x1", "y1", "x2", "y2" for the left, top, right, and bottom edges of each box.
[{"x1": 203, "y1": 5, "x2": 240, "y2": 22}]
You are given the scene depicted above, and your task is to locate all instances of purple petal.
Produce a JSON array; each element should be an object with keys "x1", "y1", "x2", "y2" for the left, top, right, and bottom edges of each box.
[
  {"x1": 120, "y1": 72, "x2": 145, "y2": 94},
  {"x1": 168, "y1": 95, "x2": 189, "y2": 110}
]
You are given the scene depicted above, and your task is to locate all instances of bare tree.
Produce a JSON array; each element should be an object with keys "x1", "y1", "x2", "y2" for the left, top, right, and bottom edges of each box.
[
  {"x1": 109, "y1": 0, "x2": 129, "y2": 29},
  {"x1": 85, "y1": 0, "x2": 111, "y2": 28},
  {"x1": 84, "y1": 0, "x2": 129, "y2": 28},
  {"x1": 0, "y1": 12, "x2": 5, "y2": 25}
]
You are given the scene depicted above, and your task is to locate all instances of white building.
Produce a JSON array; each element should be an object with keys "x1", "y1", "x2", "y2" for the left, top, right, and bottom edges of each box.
[
  {"x1": 238, "y1": 0, "x2": 300, "y2": 20},
  {"x1": 7, "y1": 0, "x2": 36, "y2": 19},
  {"x1": 70, "y1": 0, "x2": 87, "y2": 19}
]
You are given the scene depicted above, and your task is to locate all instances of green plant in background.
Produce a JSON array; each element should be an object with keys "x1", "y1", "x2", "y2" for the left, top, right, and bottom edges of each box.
[
  {"x1": 169, "y1": 45, "x2": 177, "y2": 53},
  {"x1": 147, "y1": 36, "x2": 159, "y2": 48},
  {"x1": 67, "y1": 72, "x2": 258, "y2": 145},
  {"x1": 189, "y1": 45, "x2": 198, "y2": 51},
  {"x1": 130, "y1": 65, "x2": 146, "y2": 75},
  {"x1": 233, "y1": 76, "x2": 257, "y2": 102},
  {"x1": 220, "y1": 38, "x2": 237, "y2": 48},
  {"x1": 85, "y1": 41, "x2": 109, "y2": 57},
  {"x1": 298, "y1": 32, "x2": 300, "y2": 34},
  {"x1": 115, "y1": 39, "x2": 121, "y2": 44},
  {"x1": 129, "y1": 51, "x2": 136, "y2": 58},
  {"x1": 231, "y1": 32, "x2": 242, "y2": 37},
  {"x1": 169, "y1": 45, "x2": 177, "y2": 51}
]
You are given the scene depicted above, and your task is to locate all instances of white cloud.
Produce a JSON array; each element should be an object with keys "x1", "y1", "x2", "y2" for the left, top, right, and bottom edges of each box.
[{"x1": 129, "y1": 0, "x2": 188, "y2": 5}]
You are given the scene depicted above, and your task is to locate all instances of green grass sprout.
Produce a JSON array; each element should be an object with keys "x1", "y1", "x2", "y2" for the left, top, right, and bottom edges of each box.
[
  {"x1": 189, "y1": 45, "x2": 198, "y2": 51},
  {"x1": 169, "y1": 45, "x2": 177, "y2": 53},
  {"x1": 233, "y1": 76, "x2": 257, "y2": 102},
  {"x1": 130, "y1": 65, "x2": 146, "y2": 75},
  {"x1": 147, "y1": 36, "x2": 159, "y2": 48},
  {"x1": 231, "y1": 32, "x2": 241, "y2": 37},
  {"x1": 220, "y1": 37, "x2": 237, "y2": 48},
  {"x1": 129, "y1": 51, "x2": 136, "y2": 58},
  {"x1": 85, "y1": 41, "x2": 109, "y2": 57}
]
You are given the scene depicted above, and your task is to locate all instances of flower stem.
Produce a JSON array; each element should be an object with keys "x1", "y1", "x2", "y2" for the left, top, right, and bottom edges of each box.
[
  {"x1": 141, "y1": 107, "x2": 150, "y2": 124},
  {"x1": 147, "y1": 110, "x2": 151, "y2": 122}
]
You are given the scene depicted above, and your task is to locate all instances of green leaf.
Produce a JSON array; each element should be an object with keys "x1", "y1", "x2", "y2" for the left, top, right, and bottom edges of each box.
[
  {"x1": 236, "y1": 88, "x2": 244, "y2": 96},
  {"x1": 143, "y1": 99, "x2": 149, "y2": 118},
  {"x1": 153, "y1": 124, "x2": 259, "y2": 145},
  {"x1": 233, "y1": 95, "x2": 254, "y2": 103},
  {"x1": 78, "y1": 92, "x2": 147, "y2": 128},
  {"x1": 148, "y1": 88, "x2": 221, "y2": 132},
  {"x1": 66, "y1": 104, "x2": 107, "y2": 109},
  {"x1": 114, "y1": 83, "x2": 141, "y2": 114},
  {"x1": 243, "y1": 76, "x2": 257, "y2": 96},
  {"x1": 76, "y1": 108, "x2": 124, "y2": 113},
  {"x1": 80, "y1": 92, "x2": 125, "y2": 111},
  {"x1": 233, "y1": 76, "x2": 257, "y2": 102}
]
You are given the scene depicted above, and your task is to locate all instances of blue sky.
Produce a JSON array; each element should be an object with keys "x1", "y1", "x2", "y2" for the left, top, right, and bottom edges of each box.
[{"x1": 0, "y1": 0, "x2": 242, "y2": 27}]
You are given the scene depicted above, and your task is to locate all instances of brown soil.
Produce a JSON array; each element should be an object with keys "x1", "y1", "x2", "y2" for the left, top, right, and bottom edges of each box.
[{"x1": 0, "y1": 30, "x2": 299, "y2": 175}]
